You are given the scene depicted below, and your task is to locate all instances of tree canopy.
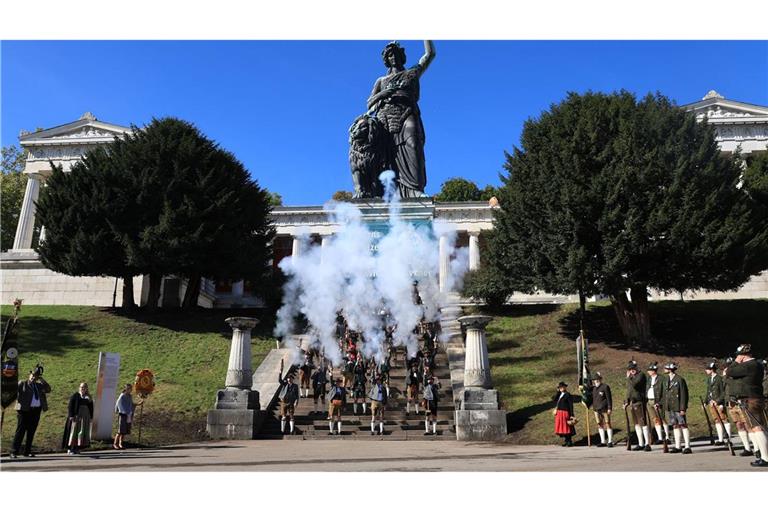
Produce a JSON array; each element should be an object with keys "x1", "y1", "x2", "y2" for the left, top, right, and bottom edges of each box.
[
  {"x1": 434, "y1": 177, "x2": 497, "y2": 202},
  {"x1": 481, "y1": 91, "x2": 768, "y2": 346},
  {"x1": 36, "y1": 117, "x2": 275, "y2": 310}
]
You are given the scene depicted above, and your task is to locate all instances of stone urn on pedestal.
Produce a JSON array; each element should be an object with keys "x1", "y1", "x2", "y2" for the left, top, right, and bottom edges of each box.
[
  {"x1": 206, "y1": 317, "x2": 262, "y2": 439},
  {"x1": 454, "y1": 315, "x2": 508, "y2": 441}
]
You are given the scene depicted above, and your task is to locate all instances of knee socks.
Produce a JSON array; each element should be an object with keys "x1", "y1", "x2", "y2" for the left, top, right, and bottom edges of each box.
[
  {"x1": 715, "y1": 422, "x2": 724, "y2": 442},
  {"x1": 673, "y1": 428, "x2": 682, "y2": 449},
  {"x1": 634, "y1": 425, "x2": 645, "y2": 446},
  {"x1": 281, "y1": 417, "x2": 286, "y2": 432},
  {"x1": 724, "y1": 422, "x2": 732, "y2": 437},
  {"x1": 654, "y1": 424, "x2": 663, "y2": 441},
  {"x1": 738, "y1": 430, "x2": 752, "y2": 451},
  {"x1": 607, "y1": 428, "x2": 613, "y2": 444},
  {"x1": 290, "y1": 420, "x2": 295, "y2": 433},
  {"x1": 749, "y1": 431, "x2": 768, "y2": 462},
  {"x1": 598, "y1": 428, "x2": 606, "y2": 444},
  {"x1": 642, "y1": 426, "x2": 651, "y2": 445},
  {"x1": 682, "y1": 427, "x2": 691, "y2": 448},
  {"x1": 379, "y1": 421, "x2": 384, "y2": 434}
]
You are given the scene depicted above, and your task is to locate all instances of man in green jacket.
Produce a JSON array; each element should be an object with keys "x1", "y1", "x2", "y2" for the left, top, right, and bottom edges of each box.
[
  {"x1": 662, "y1": 362, "x2": 692, "y2": 454},
  {"x1": 705, "y1": 361, "x2": 729, "y2": 446},
  {"x1": 624, "y1": 360, "x2": 651, "y2": 451},
  {"x1": 724, "y1": 344, "x2": 768, "y2": 467},
  {"x1": 724, "y1": 357, "x2": 754, "y2": 456}
]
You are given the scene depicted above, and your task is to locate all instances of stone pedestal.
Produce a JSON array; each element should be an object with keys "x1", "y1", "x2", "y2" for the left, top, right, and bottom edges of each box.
[
  {"x1": 454, "y1": 315, "x2": 507, "y2": 441},
  {"x1": 207, "y1": 317, "x2": 262, "y2": 439}
]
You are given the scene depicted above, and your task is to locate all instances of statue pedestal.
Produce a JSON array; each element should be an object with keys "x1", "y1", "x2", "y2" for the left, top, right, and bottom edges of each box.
[
  {"x1": 207, "y1": 317, "x2": 263, "y2": 439},
  {"x1": 453, "y1": 315, "x2": 507, "y2": 441}
]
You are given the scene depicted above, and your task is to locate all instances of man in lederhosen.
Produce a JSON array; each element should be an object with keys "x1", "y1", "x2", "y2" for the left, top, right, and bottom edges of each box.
[
  {"x1": 591, "y1": 372, "x2": 613, "y2": 447},
  {"x1": 704, "y1": 361, "x2": 729, "y2": 446},
  {"x1": 277, "y1": 361, "x2": 300, "y2": 435},
  {"x1": 624, "y1": 360, "x2": 651, "y2": 451},
  {"x1": 405, "y1": 363, "x2": 421, "y2": 416},
  {"x1": 724, "y1": 344, "x2": 768, "y2": 467},
  {"x1": 646, "y1": 362, "x2": 668, "y2": 444},
  {"x1": 724, "y1": 356, "x2": 754, "y2": 456},
  {"x1": 662, "y1": 361, "x2": 692, "y2": 454},
  {"x1": 423, "y1": 374, "x2": 440, "y2": 436},
  {"x1": 311, "y1": 363, "x2": 330, "y2": 415}
]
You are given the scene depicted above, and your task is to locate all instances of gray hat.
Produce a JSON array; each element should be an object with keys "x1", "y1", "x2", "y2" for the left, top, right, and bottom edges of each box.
[
  {"x1": 627, "y1": 360, "x2": 638, "y2": 370},
  {"x1": 592, "y1": 372, "x2": 603, "y2": 381}
]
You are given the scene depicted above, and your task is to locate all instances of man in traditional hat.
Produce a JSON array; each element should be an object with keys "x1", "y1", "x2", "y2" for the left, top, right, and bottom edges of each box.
[
  {"x1": 423, "y1": 374, "x2": 440, "y2": 436},
  {"x1": 591, "y1": 372, "x2": 613, "y2": 447},
  {"x1": 368, "y1": 374, "x2": 388, "y2": 435},
  {"x1": 277, "y1": 362, "x2": 300, "y2": 435},
  {"x1": 704, "y1": 361, "x2": 729, "y2": 446},
  {"x1": 723, "y1": 356, "x2": 753, "y2": 455},
  {"x1": 646, "y1": 362, "x2": 668, "y2": 444},
  {"x1": 724, "y1": 344, "x2": 768, "y2": 467},
  {"x1": 624, "y1": 360, "x2": 651, "y2": 451},
  {"x1": 662, "y1": 362, "x2": 692, "y2": 454}
]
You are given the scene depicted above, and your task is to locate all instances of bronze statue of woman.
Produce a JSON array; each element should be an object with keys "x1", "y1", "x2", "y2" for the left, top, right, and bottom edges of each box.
[{"x1": 367, "y1": 40, "x2": 436, "y2": 198}]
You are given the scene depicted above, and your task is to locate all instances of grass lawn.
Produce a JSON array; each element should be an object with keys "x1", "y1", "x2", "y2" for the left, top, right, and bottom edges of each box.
[
  {"x1": 0, "y1": 305, "x2": 274, "y2": 453},
  {"x1": 484, "y1": 299, "x2": 768, "y2": 446}
]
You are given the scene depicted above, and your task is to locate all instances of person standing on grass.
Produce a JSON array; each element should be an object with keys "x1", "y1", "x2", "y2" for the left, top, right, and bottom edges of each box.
[
  {"x1": 646, "y1": 362, "x2": 668, "y2": 444},
  {"x1": 63, "y1": 382, "x2": 94, "y2": 455},
  {"x1": 114, "y1": 383, "x2": 134, "y2": 449},
  {"x1": 624, "y1": 360, "x2": 651, "y2": 452},
  {"x1": 591, "y1": 372, "x2": 613, "y2": 447},
  {"x1": 704, "y1": 361, "x2": 728, "y2": 446},
  {"x1": 662, "y1": 362, "x2": 692, "y2": 454},
  {"x1": 553, "y1": 381, "x2": 575, "y2": 447},
  {"x1": 10, "y1": 367, "x2": 51, "y2": 458}
]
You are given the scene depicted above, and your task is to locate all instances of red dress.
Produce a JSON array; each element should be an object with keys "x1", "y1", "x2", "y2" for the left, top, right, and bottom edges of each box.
[{"x1": 553, "y1": 391, "x2": 576, "y2": 436}]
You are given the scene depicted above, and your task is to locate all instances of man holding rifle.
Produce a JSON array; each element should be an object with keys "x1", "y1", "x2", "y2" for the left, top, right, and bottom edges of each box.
[
  {"x1": 646, "y1": 362, "x2": 668, "y2": 445},
  {"x1": 591, "y1": 372, "x2": 613, "y2": 447},
  {"x1": 724, "y1": 344, "x2": 768, "y2": 467},
  {"x1": 624, "y1": 360, "x2": 651, "y2": 452},
  {"x1": 662, "y1": 361, "x2": 692, "y2": 454},
  {"x1": 724, "y1": 356, "x2": 754, "y2": 455},
  {"x1": 704, "y1": 361, "x2": 729, "y2": 446}
]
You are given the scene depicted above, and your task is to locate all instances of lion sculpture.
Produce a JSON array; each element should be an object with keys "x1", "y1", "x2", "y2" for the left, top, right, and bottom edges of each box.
[{"x1": 348, "y1": 114, "x2": 388, "y2": 198}]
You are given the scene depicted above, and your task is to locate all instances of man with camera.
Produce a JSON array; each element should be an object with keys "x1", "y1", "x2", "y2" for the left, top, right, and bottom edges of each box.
[
  {"x1": 10, "y1": 364, "x2": 51, "y2": 458},
  {"x1": 724, "y1": 344, "x2": 768, "y2": 467}
]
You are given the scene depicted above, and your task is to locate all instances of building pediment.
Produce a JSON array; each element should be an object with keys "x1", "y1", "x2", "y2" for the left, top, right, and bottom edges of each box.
[
  {"x1": 19, "y1": 112, "x2": 132, "y2": 147},
  {"x1": 683, "y1": 91, "x2": 768, "y2": 122}
]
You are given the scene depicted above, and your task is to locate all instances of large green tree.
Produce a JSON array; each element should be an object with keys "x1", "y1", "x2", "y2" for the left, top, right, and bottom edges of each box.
[
  {"x1": 434, "y1": 177, "x2": 481, "y2": 201},
  {"x1": 1, "y1": 145, "x2": 28, "y2": 251},
  {"x1": 484, "y1": 91, "x2": 768, "y2": 347},
  {"x1": 37, "y1": 117, "x2": 274, "y2": 310}
]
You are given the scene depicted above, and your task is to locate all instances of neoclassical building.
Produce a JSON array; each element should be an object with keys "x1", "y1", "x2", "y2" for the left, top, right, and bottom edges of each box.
[{"x1": 2, "y1": 91, "x2": 767, "y2": 307}]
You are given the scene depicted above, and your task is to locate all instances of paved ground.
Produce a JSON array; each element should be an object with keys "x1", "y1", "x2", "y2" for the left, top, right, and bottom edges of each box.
[{"x1": 2, "y1": 439, "x2": 765, "y2": 471}]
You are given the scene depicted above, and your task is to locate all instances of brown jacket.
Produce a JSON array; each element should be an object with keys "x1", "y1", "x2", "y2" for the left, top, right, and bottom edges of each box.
[{"x1": 15, "y1": 379, "x2": 51, "y2": 412}]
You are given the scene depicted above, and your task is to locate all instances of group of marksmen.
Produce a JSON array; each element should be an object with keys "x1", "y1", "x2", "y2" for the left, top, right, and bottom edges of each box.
[
  {"x1": 584, "y1": 344, "x2": 768, "y2": 467},
  {"x1": 275, "y1": 316, "x2": 443, "y2": 437}
]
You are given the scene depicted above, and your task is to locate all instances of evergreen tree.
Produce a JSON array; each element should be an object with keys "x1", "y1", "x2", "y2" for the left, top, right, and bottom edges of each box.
[
  {"x1": 434, "y1": 177, "x2": 481, "y2": 201},
  {"x1": 485, "y1": 91, "x2": 767, "y2": 347}
]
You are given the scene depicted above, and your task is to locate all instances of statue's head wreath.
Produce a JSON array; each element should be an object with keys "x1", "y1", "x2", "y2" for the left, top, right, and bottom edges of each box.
[{"x1": 382, "y1": 41, "x2": 406, "y2": 67}]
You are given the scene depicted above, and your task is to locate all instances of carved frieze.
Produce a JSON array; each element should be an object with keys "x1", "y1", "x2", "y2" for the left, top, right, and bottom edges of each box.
[{"x1": 715, "y1": 124, "x2": 768, "y2": 141}]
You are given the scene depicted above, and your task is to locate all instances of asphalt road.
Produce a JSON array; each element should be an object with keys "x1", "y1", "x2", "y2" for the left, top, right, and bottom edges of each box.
[{"x1": 2, "y1": 439, "x2": 765, "y2": 471}]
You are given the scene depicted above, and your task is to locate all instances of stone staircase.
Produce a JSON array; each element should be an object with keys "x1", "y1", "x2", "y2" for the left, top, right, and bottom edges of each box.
[{"x1": 257, "y1": 345, "x2": 456, "y2": 440}]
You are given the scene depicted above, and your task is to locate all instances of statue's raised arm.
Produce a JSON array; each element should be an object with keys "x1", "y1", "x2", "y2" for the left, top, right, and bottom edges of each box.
[{"x1": 418, "y1": 40, "x2": 436, "y2": 73}]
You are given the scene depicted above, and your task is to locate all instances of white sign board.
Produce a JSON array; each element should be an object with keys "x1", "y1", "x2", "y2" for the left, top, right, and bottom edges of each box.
[{"x1": 92, "y1": 352, "x2": 121, "y2": 440}]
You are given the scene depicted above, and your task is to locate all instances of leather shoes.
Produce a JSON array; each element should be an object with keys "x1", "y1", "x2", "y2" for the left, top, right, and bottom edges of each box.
[
  {"x1": 740, "y1": 449, "x2": 754, "y2": 457},
  {"x1": 632, "y1": 445, "x2": 644, "y2": 451},
  {"x1": 750, "y1": 459, "x2": 768, "y2": 467},
  {"x1": 9, "y1": 453, "x2": 18, "y2": 459},
  {"x1": 644, "y1": 445, "x2": 652, "y2": 452},
  {"x1": 682, "y1": 447, "x2": 692, "y2": 454},
  {"x1": 668, "y1": 447, "x2": 680, "y2": 453}
]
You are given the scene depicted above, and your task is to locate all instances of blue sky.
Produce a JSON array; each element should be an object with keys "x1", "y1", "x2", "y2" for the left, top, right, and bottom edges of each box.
[{"x1": 2, "y1": 40, "x2": 767, "y2": 205}]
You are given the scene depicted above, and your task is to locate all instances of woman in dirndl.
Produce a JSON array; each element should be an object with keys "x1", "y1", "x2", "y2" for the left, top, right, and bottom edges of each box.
[
  {"x1": 63, "y1": 382, "x2": 94, "y2": 454},
  {"x1": 553, "y1": 381, "x2": 576, "y2": 447}
]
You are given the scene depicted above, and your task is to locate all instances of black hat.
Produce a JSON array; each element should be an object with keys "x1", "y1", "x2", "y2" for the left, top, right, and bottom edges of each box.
[
  {"x1": 627, "y1": 360, "x2": 638, "y2": 370},
  {"x1": 558, "y1": 381, "x2": 568, "y2": 388},
  {"x1": 706, "y1": 361, "x2": 717, "y2": 370},
  {"x1": 725, "y1": 357, "x2": 734, "y2": 365},
  {"x1": 736, "y1": 344, "x2": 752, "y2": 356},
  {"x1": 647, "y1": 362, "x2": 659, "y2": 371},
  {"x1": 664, "y1": 361, "x2": 678, "y2": 371},
  {"x1": 592, "y1": 372, "x2": 603, "y2": 381}
]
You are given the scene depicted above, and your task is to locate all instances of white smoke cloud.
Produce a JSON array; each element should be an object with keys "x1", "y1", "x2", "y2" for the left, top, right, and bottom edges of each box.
[{"x1": 274, "y1": 172, "x2": 467, "y2": 367}]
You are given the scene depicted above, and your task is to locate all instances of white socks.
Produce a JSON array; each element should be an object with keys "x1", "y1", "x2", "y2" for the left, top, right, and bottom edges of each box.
[
  {"x1": 724, "y1": 422, "x2": 732, "y2": 437},
  {"x1": 353, "y1": 403, "x2": 358, "y2": 414},
  {"x1": 415, "y1": 404, "x2": 420, "y2": 414},
  {"x1": 607, "y1": 428, "x2": 613, "y2": 444},
  {"x1": 663, "y1": 424, "x2": 670, "y2": 440},
  {"x1": 749, "y1": 431, "x2": 768, "y2": 462},
  {"x1": 635, "y1": 425, "x2": 645, "y2": 446},
  {"x1": 425, "y1": 420, "x2": 430, "y2": 432},
  {"x1": 336, "y1": 421, "x2": 342, "y2": 434},
  {"x1": 371, "y1": 421, "x2": 375, "y2": 432},
  {"x1": 379, "y1": 422, "x2": 384, "y2": 434},
  {"x1": 642, "y1": 426, "x2": 651, "y2": 445},
  {"x1": 290, "y1": 420, "x2": 295, "y2": 433},
  {"x1": 673, "y1": 428, "x2": 682, "y2": 449},
  {"x1": 432, "y1": 421, "x2": 437, "y2": 434},
  {"x1": 281, "y1": 418, "x2": 286, "y2": 432},
  {"x1": 328, "y1": 421, "x2": 334, "y2": 432},
  {"x1": 598, "y1": 428, "x2": 606, "y2": 444},
  {"x1": 715, "y1": 422, "x2": 724, "y2": 442},
  {"x1": 654, "y1": 425, "x2": 663, "y2": 441},
  {"x1": 362, "y1": 403, "x2": 367, "y2": 414},
  {"x1": 738, "y1": 430, "x2": 752, "y2": 451},
  {"x1": 682, "y1": 427, "x2": 691, "y2": 448},
  {"x1": 406, "y1": 403, "x2": 410, "y2": 413}
]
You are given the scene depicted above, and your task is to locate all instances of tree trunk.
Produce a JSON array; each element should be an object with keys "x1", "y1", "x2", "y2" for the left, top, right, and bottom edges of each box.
[
  {"x1": 145, "y1": 273, "x2": 162, "y2": 311},
  {"x1": 610, "y1": 284, "x2": 652, "y2": 348},
  {"x1": 181, "y1": 273, "x2": 202, "y2": 309},
  {"x1": 121, "y1": 275, "x2": 136, "y2": 311}
]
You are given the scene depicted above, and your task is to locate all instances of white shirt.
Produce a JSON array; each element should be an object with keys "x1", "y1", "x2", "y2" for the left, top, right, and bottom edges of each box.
[{"x1": 647, "y1": 375, "x2": 657, "y2": 400}]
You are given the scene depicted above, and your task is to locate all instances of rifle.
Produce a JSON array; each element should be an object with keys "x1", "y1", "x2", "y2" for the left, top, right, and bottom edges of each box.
[
  {"x1": 654, "y1": 403, "x2": 670, "y2": 453},
  {"x1": 710, "y1": 401, "x2": 735, "y2": 456},
  {"x1": 583, "y1": 401, "x2": 591, "y2": 447},
  {"x1": 699, "y1": 396, "x2": 715, "y2": 445},
  {"x1": 623, "y1": 403, "x2": 632, "y2": 450}
]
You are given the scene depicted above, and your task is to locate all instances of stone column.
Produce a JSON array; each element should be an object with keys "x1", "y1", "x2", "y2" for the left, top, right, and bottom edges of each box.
[
  {"x1": 291, "y1": 236, "x2": 302, "y2": 262},
  {"x1": 454, "y1": 315, "x2": 507, "y2": 441},
  {"x1": 320, "y1": 234, "x2": 331, "y2": 264},
  {"x1": 38, "y1": 226, "x2": 47, "y2": 245},
  {"x1": 208, "y1": 316, "x2": 262, "y2": 440},
  {"x1": 438, "y1": 234, "x2": 450, "y2": 293},
  {"x1": 231, "y1": 280, "x2": 244, "y2": 298},
  {"x1": 459, "y1": 315, "x2": 493, "y2": 389},
  {"x1": 468, "y1": 231, "x2": 480, "y2": 271},
  {"x1": 12, "y1": 174, "x2": 42, "y2": 251},
  {"x1": 225, "y1": 317, "x2": 258, "y2": 389}
]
